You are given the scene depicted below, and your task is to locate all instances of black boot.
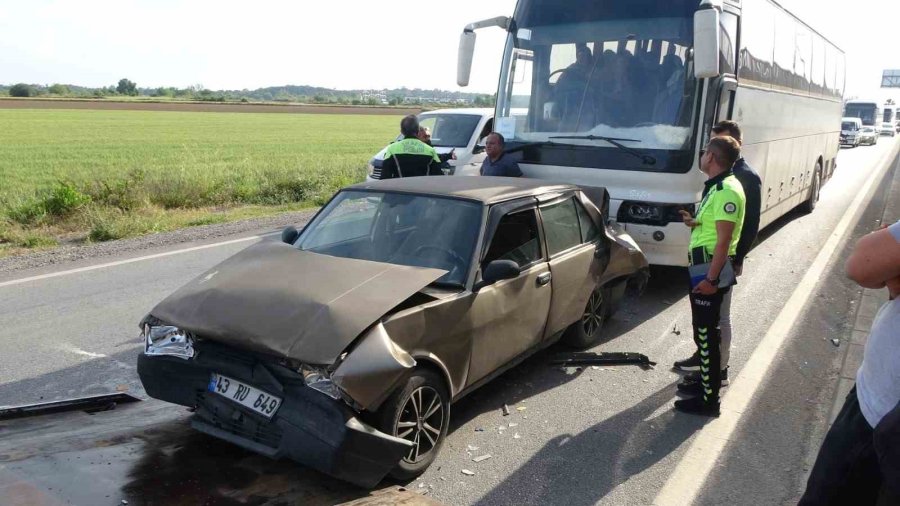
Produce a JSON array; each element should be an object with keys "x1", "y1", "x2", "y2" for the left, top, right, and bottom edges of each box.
[{"x1": 674, "y1": 396, "x2": 720, "y2": 417}]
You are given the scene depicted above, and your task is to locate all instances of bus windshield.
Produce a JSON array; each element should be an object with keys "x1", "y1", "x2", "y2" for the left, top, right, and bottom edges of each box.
[{"x1": 495, "y1": 0, "x2": 700, "y2": 153}]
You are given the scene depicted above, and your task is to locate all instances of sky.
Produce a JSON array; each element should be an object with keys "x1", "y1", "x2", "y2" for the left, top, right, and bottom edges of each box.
[{"x1": 1, "y1": 0, "x2": 898, "y2": 100}]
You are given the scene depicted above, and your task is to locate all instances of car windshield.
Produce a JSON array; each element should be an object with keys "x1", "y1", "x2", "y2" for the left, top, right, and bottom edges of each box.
[
  {"x1": 418, "y1": 114, "x2": 482, "y2": 148},
  {"x1": 495, "y1": 0, "x2": 701, "y2": 152},
  {"x1": 841, "y1": 122, "x2": 856, "y2": 130},
  {"x1": 296, "y1": 190, "x2": 482, "y2": 287},
  {"x1": 862, "y1": 127, "x2": 874, "y2": 132}
]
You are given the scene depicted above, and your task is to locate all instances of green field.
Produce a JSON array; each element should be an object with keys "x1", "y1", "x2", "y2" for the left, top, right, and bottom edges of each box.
[{"x1": 0, "y1": 109, "x2": 401, "y2": 255}]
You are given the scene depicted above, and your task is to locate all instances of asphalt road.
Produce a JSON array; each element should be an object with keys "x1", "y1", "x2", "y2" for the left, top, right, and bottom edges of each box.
[{"x1": 1, "y1": 137, "x2": 897, "y2": 505}]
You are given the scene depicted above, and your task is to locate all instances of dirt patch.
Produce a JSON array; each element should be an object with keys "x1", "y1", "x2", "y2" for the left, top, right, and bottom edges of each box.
[{"x1": 0, "y1": 98, "x2": 422, "y2": 116}]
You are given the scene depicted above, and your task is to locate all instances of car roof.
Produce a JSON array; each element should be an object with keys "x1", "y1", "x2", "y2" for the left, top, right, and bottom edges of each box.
[
  {"x1": 348, "y1": 177, "x2": 576, "y2": 205},
  {"x1": 419, "y1": 108, "x2": 493, "y2": 117}
]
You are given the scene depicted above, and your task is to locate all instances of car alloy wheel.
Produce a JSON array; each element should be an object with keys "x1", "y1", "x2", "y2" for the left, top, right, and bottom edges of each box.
[
  {"x1": 396, "y1": 386, "x2": 444, "y2": 464},
  {"x1": 582, "y1": 289, "x2": 605, "y2": 337},
  {"x1": 374, "y1": 368, "x2": 450, "y2": 480}
]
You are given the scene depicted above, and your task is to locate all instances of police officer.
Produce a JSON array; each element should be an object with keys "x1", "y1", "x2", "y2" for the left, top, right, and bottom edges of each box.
[
  {"x1": 674, "y1": 136, "x2": 745, "y2": 417},
  {"x1": 675, "y1": 121, "x2": 762, "y2": 392},
  {"x1": 380, "y1": 115, "x2": 443, "y2": 179}
]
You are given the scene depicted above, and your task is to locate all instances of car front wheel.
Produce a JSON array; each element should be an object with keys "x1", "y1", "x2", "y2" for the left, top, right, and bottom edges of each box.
[
  {"x1": 375, "y1": 369, "x2": 450, "y2": 481},
  {"x1": 563, "y1": 286, "x2": 610, "y2": 348}
]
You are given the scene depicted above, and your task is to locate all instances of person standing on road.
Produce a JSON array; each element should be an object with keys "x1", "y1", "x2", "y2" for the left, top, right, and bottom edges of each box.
[
  {"x1": 418, "y1": 126, "x2": 456, "y2": 173},
  {"x1": 800, "y1": 220, "x2": 900, "y2": 505},
  {"x1": 480, "y1": 132, "x2": 523, "y2": 177},
  {"x1": 673, "y1": 136, "x2": 745, "y2": 417},
  {"x1": 379, "y1": 115, "x2": 443, "y2": 179},
  {"x1": 675, "y1": 121, "x2": 762, "y2": 394}
]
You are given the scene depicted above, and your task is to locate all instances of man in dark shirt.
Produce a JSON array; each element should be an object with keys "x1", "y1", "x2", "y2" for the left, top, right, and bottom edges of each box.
[
  {"x1": 675, "y1": 121, "x2": 762, "y2": 391},
  {"x1": 480, "y1": 132, "x2": 523, "y2": 177}
]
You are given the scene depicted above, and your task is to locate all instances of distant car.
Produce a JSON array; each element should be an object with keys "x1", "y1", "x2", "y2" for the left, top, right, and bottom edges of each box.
[
  {"x1": 367, "y1": 108, "x2": 494, "y2": 181},
  {"x1": 880, "y1": 122, "x2": 896, "y2": 137},
  {"x1": 859, "y1": 126, "x2": 879, "y2": 145},
  {"x1": 137, "y1": 177, "x2": 649, "y2": 488},
  {"x1": 840, "y1": 118, "x2": 862, "y2": 147}
]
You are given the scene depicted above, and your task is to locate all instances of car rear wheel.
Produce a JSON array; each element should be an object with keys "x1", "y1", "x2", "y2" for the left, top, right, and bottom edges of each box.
[
  {"x1": 562, "y1": 286, "x2": 610, "y2": 349},
  {"x1": 375, "y1": 369, "x2": 450, "y2": 481}
]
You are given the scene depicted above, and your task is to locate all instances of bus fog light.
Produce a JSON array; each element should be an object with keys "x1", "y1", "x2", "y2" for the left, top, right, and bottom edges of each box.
[{"x1": 653, "y1": 231, "x2": 665, "y2": 242}]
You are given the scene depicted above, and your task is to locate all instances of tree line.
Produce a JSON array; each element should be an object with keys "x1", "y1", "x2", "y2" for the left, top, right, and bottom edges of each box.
[{"x1": 1, "y1": 79, "x2": 496, "y2": 107}]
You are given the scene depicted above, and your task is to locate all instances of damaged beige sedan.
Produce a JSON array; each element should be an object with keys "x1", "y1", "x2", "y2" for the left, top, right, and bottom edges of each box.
[{"x1": 137, "y1": 176, "x2": 648, "y2": 487}]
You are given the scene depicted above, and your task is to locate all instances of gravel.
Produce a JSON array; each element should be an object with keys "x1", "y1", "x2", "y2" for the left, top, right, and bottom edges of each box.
[{"x1": 0, "y1": 209, "x2": 319, "y2": 274}]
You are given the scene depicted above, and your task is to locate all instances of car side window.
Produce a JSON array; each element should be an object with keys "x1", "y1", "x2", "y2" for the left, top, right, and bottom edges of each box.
[
  {"x1": 483, "y1": 210, "x2": 542, "y2": 267},
  {"x1": 541, "y1": 198, "x2": 583, "y2": 256},
  {"x1": 574, "y1": 199, "x2": 601, "y2": 243}
]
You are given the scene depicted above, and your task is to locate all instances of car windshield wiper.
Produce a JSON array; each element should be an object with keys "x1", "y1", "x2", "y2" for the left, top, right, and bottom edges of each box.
[{"x1": 549, "y1": 135, "x2": 657, "y2": 165}]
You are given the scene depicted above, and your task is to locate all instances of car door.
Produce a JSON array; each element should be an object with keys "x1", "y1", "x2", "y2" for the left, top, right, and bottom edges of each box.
[
  {"x1": 539, "y1": 194, "x2": 605, "y2": 339},
  {"x1": 466, "y1": 205, "x2": 552, "y2": 386}
]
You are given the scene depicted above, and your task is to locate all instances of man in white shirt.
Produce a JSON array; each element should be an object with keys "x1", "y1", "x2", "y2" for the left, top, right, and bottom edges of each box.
[{"x1": 800, "y1": 220, "x2": 900, "y2": 504}]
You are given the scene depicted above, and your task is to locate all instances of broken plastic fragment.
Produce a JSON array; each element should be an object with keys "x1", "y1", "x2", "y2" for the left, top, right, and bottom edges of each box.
[
  {"x1": 502, "y1": 404, "x2": 510, "y2": 416},
  {"x1": 513, "y1": 433, "x2": 521, "y2": 439},
  {"x1": 517, "y1": 406, "x2": 527, "y2": 412},
  {"x1": 508, "y1": 422, "x2": 518, "y2": 428},
  {"x1": 831, "y1": 339, "x2": 840, "y2": 347},
  {"x1": 467, "y1": 445, "x2": 479, "y2": 452},
  {"x1": 473, "y1": 454, "x2": 492, "y2": 463},
  {"x1": 462, "y1": 469, "x2": 475, "y2": 476}
]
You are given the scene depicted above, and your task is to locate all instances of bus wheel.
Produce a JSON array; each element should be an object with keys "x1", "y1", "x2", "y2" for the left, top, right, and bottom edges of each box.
[{"x1": 801, "y1": 163, "x2": 822, "y2": 214}]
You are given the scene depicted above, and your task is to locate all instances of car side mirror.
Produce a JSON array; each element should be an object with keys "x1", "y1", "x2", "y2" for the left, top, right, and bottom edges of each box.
[
  {"x1": 281, "y1": 226, "x2": 299, "y2": 245},
  {"x1": 473, "y1": 144, "x2": 486, "y2": 155},
  {"x1": 482, "y1": 259, "x2": 521, "y2": 285}
]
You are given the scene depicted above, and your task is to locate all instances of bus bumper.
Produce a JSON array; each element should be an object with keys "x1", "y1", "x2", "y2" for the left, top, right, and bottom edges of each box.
[{"x1": 618, "y1": 222, "x2": 690, "y2": 267}]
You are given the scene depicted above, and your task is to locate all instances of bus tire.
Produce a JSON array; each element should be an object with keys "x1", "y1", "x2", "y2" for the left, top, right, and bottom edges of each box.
[{"x1": 800, "y1": 163, "x2": 822, "y2": 214}]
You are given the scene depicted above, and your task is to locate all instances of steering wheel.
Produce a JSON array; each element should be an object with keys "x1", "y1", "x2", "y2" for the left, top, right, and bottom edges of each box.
[
  {"x1": 412, "y1": 245, "x2": 467, "y2": 277},
  {"x1": 548, "y1": 68, "x2": 566, "y2": 83}
]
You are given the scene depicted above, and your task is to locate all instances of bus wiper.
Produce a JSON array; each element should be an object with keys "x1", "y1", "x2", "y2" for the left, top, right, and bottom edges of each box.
[{"x1": 549, "y1": 135, "x2": 657, "y2": 165}]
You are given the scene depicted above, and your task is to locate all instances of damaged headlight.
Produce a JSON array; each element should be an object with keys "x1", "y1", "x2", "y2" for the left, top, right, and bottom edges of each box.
[
  {"x1": 300, "y1": 364, "x2": 341, "y2": 400},
  {"x1": 143, "y1": 324, "x2": 195, "y2": 360}
]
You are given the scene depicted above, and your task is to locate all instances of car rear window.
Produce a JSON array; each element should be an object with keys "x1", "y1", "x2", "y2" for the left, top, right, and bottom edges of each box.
[{"x1": 541, "y1": 198, "x2": 583, "y2": 256}]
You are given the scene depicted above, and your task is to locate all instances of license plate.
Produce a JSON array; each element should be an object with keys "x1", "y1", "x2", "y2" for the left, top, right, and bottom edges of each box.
[{"x1": 208, "y1": 373, "x2": 282, "y2": 419}]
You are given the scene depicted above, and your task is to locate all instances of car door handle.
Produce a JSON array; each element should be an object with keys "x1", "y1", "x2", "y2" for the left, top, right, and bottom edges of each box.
[{"x1": 537, "y1": 272, "x2": 552, "y2": 286}]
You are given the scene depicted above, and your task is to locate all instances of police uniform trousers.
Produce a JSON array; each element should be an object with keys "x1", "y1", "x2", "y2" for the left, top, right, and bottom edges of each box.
[{"x1": 689, "y1": 286, "x2": 729, "y2": 405}]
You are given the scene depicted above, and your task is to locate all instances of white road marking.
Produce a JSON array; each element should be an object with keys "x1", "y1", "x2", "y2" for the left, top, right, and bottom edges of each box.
[
  {"x1": 59, "y1": 345, "x2": 108, "y2": 359},
  {"x1": 0, "y1": 235, "x2": 266, "y2": 289},
  {"x1": 653, "y1": 141, "x2": 900, "y2": 505}
]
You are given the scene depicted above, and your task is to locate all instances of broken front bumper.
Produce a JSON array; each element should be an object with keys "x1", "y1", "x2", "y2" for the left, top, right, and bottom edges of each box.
[{"x1": 136, "y1": 344, "x2": 411, "y2": 488}]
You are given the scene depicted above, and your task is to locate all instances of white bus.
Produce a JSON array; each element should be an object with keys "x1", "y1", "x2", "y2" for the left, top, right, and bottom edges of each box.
[
  {"x1": 457, "y1": 0, "x2": 845, "y2": 266},
  {"x1": 843, "y1": 100, "x2": 882, "y2": 128}
]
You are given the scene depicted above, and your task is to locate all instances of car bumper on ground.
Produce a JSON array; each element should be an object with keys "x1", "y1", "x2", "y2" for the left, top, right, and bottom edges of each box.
[{"x1": 137, "y1": 346, "x2": 411, "y2": 488}]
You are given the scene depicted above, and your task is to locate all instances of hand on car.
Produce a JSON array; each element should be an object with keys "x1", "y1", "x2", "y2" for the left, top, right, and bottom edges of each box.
[
  {"x1": 679, "y1": 210, "x2": 698, "y2": 228},
  {"x1": 693, "y1": 279, "x2": 718, "y2": 295}
]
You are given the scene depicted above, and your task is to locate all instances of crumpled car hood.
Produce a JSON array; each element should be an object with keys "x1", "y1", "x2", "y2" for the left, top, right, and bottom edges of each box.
[{"x1": 149, "y1": 241, "x2": 446, "y2": 364}]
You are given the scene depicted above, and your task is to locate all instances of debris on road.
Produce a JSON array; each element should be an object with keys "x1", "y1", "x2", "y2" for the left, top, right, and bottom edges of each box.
[
  {"x1": 549, "y1": 352, "x2": 657, "y2": 370},
  {"x1": 502, "y1": 404, "x2": 510, "y2": 416},
  {"x1": 461, "y1": 469, "x2": 475, "y2": 476},
  {"x1": 474, "y1": 427, "x2": 485, "y2": 432},
  {"x1": 516, "y1": 406, "x2": 527, "y2": 412},
  {"x1": 513, "y1": 433, "x2": 521, "y2": 439},
  {"x1": 508, "y1": 422, "x2": 518, "y2": 428},
  {"x1": 672, "y1": 323, "x2": 681, "y2": 336},
  {"x1": 591, "y1": 366, "x2": 600, "y2": 370},
  {"x1": 831, "y1": 339, "x2": 841, "y2": 347},
  {"x1": 473, "y1": 454, "x2": 492, "y2": 463},
  {"x1": 467, "y1": 445, "x2": 479, "y2": 452}
]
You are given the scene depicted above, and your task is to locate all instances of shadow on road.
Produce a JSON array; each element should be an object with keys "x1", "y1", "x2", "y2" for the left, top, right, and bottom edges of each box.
[{"x1": 473, "y1": 382, "x2": 708, "y2": 506}]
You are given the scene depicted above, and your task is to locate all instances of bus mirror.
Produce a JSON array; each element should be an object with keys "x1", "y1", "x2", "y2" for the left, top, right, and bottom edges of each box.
[
  {"x1": 693, "y1": 7, "x2": 721, "y2": 79},
  {"x1": 458, "y1": 31, "x2": 476, "y2": 87}
]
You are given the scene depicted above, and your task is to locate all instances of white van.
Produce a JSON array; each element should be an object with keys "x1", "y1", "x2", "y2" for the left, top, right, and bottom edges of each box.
[
  {"x1": 367, "y1": 108, "x2": 494, "y2": 180},
  {"x1": 840, "y1": 117, "x2": 862, "y2": 148}
]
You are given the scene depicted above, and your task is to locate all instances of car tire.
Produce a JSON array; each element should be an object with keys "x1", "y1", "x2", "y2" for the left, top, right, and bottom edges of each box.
[
  {"x1": 562, "y1": 286, "x2": 611, "y2": 349},
  {"x1": 800, "y1": 164, "x2": 822, "y2": 214},
  {"x1": 374, "y1": 369, "x2": 450, "y2": 481}
]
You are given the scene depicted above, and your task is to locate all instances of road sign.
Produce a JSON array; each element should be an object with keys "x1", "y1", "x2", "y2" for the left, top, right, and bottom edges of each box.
[{"x1": 883, "y1": 70, "x2": 900, "y2": 88}]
